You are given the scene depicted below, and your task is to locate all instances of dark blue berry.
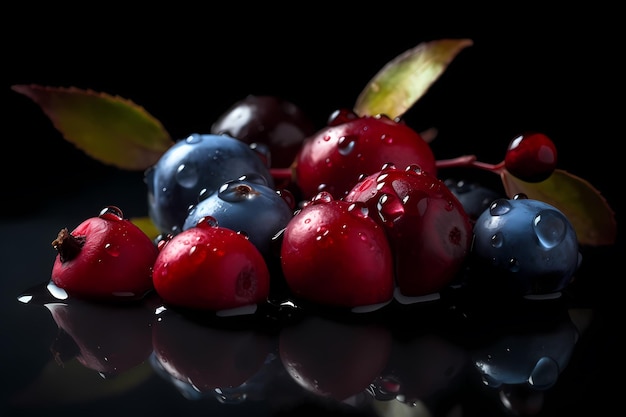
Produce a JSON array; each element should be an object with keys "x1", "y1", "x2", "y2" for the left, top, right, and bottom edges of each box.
[
  {"x1": 444, "y1": 178, "x2": 502, "y2": 222},
  {"x1": 145, "y1": 133, "x2": 274, "y2": 235},
  {"x1": 183, "y1": 173, "x2": 294, "y2": 262},
  {"x1": 469, "y1": 195, "x2": 581, "y2": 298}
]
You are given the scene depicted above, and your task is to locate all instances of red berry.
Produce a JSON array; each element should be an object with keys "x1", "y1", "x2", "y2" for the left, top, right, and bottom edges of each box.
[
  {"x1": 504, "y1": 132, "x2": 558, "y2": 182},
  {"x1": 152, "y1": 216, "x2": 270, "y2": 312},
  {"x1": 294, "y1": 111, "x2": 437, "y2": 200},
  {"x1": 51, "y1": 206, "x2": 158, "y2": 302},
  {"x1": 280, "y1": 192, "x2": 394, "y2": 310},
  {"x1": 344, "y1": 164, "x2": 472, "y2": 298}
]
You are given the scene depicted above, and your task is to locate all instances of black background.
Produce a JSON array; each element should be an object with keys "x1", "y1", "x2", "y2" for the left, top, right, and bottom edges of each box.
[
  {"x1": 4, "y1": 6, "x2": 622, "y2": 223},
  {"x1": 2, "y1": 4, "x2": 624, "y2": 416}
]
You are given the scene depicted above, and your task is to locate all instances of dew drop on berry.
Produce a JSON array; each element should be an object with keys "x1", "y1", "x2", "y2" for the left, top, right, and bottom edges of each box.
[
  {"x1": 315, "y1": 226, "x2": 333, "y2": 248},
  {"x1": 196, "y1": 216, "x2": 219, "y2": 229},
  {"x1": 337, "y1": 135, "x2": 357, "y2": 155},
  {"x1": 185, "y1": 134, "x2": 202, "y2": 144},
  {"x1": 311, "y1": 191, "x2": 333, "y2": 204},
  {"x1": 508, "y1": 257, "x2": 520, "y2": 272},
  {"x1": 175, "y1": 163, "x2": 199, "y2": 188},
  {"x1": 489, "y1": 199, "x2": 512, "y2": 216},
  {"x1": 104, "y1": 243, "x2": 120, "y2": 257},
  {"x1": 528, "y1": 357, "x2": 560, "y2": 389},
  {"x1": 377, "y1": 193, "x2": 404, "y2": 225},
  {"x1": 347, "y1": 201, "x2": 369, "y2": 219},
  {"x1": 380, "y1": 133, "x2": 394, "y2": 145},
  {"x1": 99, "y1": 206, "x2": 124, "y2": 220},
  {"x1": 490, "y1": 232, "x2": 504, "y2": 248},
  {"x1": 238, "y1": 172, "x2": 269, "y2": 186},
  {"x1": 533, "y1": 210, "x2": 567, "y2": 249}
]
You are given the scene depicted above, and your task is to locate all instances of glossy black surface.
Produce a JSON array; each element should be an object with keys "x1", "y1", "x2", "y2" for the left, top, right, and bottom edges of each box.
[{"x1": 3, "y1": 7, "x2": 622, "y2": 417}]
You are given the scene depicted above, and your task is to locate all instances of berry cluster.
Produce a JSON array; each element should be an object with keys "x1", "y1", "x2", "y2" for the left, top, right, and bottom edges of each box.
[
  {"x1": 17, "y1": 39, "x2": 612, "y2": 317},
  {"x1": 49, "y1": 99, "x2": 583, "y2": 315}
]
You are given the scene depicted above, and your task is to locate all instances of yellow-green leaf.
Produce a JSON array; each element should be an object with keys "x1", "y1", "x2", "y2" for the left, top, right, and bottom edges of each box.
[
  {"x1": 501, "y1": 169, "x2": 617, "y2": 247},
  {"x1": 131, "y1": 216, "x2": 161, "y2": 241},
  {"x1": 12, "y1": 85, "x2": 174, "y2": 170},
  {"x1": 354, "y1": 38, "x2": 473, "y2": 119}
]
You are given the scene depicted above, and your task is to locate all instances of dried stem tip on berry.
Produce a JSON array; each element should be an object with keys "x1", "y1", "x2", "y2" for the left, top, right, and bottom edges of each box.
[{"x1": 52, "y1": 228, "x2": 86, "y2": 263}]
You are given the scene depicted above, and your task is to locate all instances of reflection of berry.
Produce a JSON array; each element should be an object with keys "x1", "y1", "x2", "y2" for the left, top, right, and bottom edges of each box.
[
  {"x1": 345, "y1": 164, "x2": 472, "y2": 298},
  {"x1": 153, "y1": 216, "x2": 271, "y2": 312},
  {"x1": 280, "y1": 192, "x2": 394, "y2": 310},
  {"x1": 294, "y1": 110, "x2": 436, "y2": 200},
  {"x1": 51, "y1": 206, "x2": 158, "y2": 302},
  {"x1": 504, "y1": 132, "x2": 558, "y2": 182},
  {"x1": 470, "y1": 195, "x2": 581, "y2": 298}
]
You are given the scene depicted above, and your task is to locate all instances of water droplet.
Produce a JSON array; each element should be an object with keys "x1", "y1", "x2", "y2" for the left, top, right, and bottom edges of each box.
[
  {"x1": 528, "y1": 356, "x2": 559, "y2": 390},
  {"x1": 185, "y1": 134, "x2": 202, "y2": 144},
  {"x1": 533, "y1": 210, "x2": 567, "y2": 248},
  {"x1": 490, "y1": 232, "x2": 504, "y2": 248},
  {"x1": 311, "y1": 191, "x2": 333, "y2": 204},
  {"x1": 104, "y1": 243, "x2": 120, "y2": 257},
  {"x1": 347, "y1": 201, "x2": 369, "y2": 218},
  {"x1": 489, "y1": 199, "x2": 512, "y2": 216},
  {"x1": 175, "y1": 163, "x2": 199, "y2": 188},
  {"x1": 377, "y1": 193, "x2": 404, "y2": 224},
  {"x1": 238, "y1": 172, "x2": 268, "y2": 186},
  {"x1": 380, "y1": 133, "x2": 393, "y2": 144},
  {"x1": 196, "y1": 216, "x2": 219, "y2": 229},
  {"x1": 337, "y1": 135, "x2": 356, "y2": 155},
  {"x1": 513, "y1": 193, "x2": 528, "y2": 200},
  {"x1": 507, "y1": 257, "x2": 520, "y2": 272},
  {"x1": 99, "y1": 206, "x2": 124, "y2": 221}
]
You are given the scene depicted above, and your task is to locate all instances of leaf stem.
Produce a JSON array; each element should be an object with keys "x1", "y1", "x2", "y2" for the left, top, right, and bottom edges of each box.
[{"x1": 436, "y1": 155, "x2": 505, "y2": 175}]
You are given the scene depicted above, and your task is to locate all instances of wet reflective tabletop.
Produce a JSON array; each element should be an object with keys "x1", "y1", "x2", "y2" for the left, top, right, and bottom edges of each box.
[{"x1": 1, "y1": 171, "x2": 622, "y2": 417}]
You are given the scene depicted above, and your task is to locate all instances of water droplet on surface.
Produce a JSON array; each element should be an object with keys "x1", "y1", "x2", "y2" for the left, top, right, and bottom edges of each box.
[
  {"x1": 337, "y1": 135, "x2": 356, "y2": 155},
  {"x1": 489, "y1": 199, "x2": 512, "y2": 216},
  {"x1": 104, "y1": 243, "x2": 120, "y2": 257},
  {"x1": 185, "y1": 134, "x2": 202, "y2": 144},
  {"x1": 490, "y1": 233, "x2": 504, "y2": 248},
  {"x1": 528, "y1": 356, "x2": 559, "y2": 390},
  {"x1": 99, "y1": 206, "x2": 124, "y2": 220},
  {"x1": 507, "y1": 257, "x2": 520, "y2": 272},
  {"x1": 175, "y1": 163, "x2": 199, "y2": 188},
  {"x1": 533, "y1": 210, "x2": 566, "y2": 248}
]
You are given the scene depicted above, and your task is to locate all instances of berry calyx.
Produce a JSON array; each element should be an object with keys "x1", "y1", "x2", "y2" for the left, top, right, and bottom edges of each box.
[{"x1": 51, "y1": 206, "x2": 158, "y2": 302}]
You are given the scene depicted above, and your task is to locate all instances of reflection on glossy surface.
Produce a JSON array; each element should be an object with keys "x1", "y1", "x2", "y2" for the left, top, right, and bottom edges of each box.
[{"x1": 13, "y1": 280, "x2": 595, "y2": 416}]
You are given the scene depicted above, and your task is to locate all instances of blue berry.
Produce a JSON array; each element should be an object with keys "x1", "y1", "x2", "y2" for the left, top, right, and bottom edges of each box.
[
  {"x1": 183, "y1": 173, "x2": 294, "y2": 262},
  {"x1": 145, "y1": 133, "x2": 274, "y2": 235},
  {"x1": 469, "y1": 195, "x2": 581, "y2": 298},
  {"x1": 444, "y1": 178, "x2": 502, "y2": 222}
]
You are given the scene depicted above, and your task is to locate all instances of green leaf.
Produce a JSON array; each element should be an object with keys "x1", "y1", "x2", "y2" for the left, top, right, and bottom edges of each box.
[
  {"x1": 354, "y1": 38, "x2": 473, "y2": 119},
  {"x1": 12, "y1": 85, "x2": 174, "y2": 170},
  {"x1": 501, "y1": 169, "x2": 617, "y2": 247},
  {"x1": 131, "y1": 216, "x2": 161, "y2": 241}
]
